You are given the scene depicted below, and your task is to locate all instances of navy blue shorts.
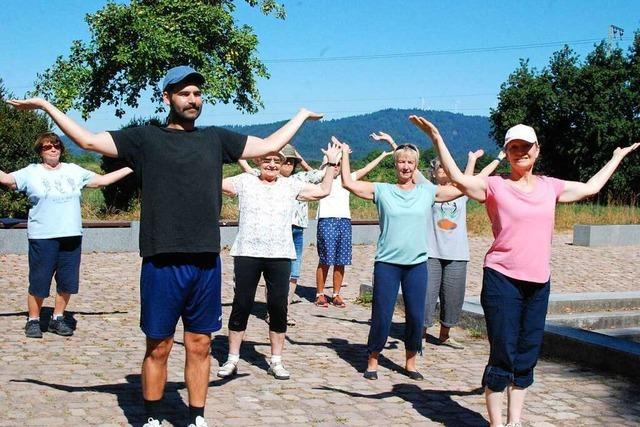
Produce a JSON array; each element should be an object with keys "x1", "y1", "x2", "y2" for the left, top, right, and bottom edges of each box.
[
  {"x1": 28, "y1": 236, "x2": 82, "y2": 298},
  {"x1": 140, "y1": 253, "x2": 222, "y2": 339},
  {"x1": 317, "y1": 217, "x2": 352, "y2": 266}
]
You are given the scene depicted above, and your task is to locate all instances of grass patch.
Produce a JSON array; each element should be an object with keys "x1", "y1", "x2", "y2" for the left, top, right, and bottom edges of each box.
[{"x1": 356, "y1": 291, "x2": 373, "y2": 306}]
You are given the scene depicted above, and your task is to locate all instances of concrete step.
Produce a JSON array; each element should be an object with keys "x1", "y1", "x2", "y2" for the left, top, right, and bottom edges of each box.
[{"x1": 548, "y1": 310, "x2": 640, "y2": 330}]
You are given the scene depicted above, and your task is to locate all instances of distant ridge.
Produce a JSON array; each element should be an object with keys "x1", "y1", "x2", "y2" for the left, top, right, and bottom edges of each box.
[
  {"x1": 62, "y1": 109, "x2": 498, "y2": 163},
  {"x1": 223, "y1": 108, "x2": 497, "y2": 162}
]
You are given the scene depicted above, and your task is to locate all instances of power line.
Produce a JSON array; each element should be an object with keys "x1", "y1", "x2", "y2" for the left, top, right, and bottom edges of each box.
[{"x1": 264, "y1": 37, "x2": 631, "y2": 64}]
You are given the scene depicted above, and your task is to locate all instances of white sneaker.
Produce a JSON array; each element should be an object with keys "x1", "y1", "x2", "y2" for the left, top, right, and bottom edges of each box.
[
  {"x1": 187, "y1": 415, "x2": 209, "y2": 427},
  {"x1": 506, "y1": 423, "x2": 522, "y2": 427},
  {"x1": 268, "y1": 361, "x2": 290, "y2": 380},
  {"x1": 143, "y1": 418, "x2": 161, "y2": 427},
  {"x1": 217, "y1": 360, "x2": 238, "y2": 378}
]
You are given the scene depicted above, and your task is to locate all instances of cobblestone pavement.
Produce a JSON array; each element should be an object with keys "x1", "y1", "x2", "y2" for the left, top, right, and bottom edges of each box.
[{"x1": 0, "y1": 233, "x2": 639, "y2": 426}]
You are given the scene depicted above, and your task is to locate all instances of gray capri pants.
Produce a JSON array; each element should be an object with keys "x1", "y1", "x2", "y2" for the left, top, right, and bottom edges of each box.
[{"x1": 424, "y1": 258, "x2": 468, "y2": 328}]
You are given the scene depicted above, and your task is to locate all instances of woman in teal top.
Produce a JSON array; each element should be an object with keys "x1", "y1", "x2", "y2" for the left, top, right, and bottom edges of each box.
[{"x1": 338, "y1": 134, "x2": 462, "y2": 381}]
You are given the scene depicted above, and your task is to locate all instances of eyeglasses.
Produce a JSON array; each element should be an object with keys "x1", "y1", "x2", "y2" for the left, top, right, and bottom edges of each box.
[
  {"x1": 260, "y1": 157, "x2": 282, "y2": 165},
  {"x1": 395, "y1": 143, "x2": 419, "y2": 152},
  {"x1": 283, "y1": 158, "x2": 297, "y2": 165},
  {"x1": 41, "y1": 143, "x2": 62, "y2": 151}
]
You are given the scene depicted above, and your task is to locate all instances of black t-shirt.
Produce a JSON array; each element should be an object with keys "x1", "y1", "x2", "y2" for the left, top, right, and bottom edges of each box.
[{"x1": 109, "y1": 125, "x2": 247, "y2": 257}]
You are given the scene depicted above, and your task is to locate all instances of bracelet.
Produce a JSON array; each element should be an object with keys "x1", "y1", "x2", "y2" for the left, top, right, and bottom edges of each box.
[{"x1": 327, "y1": 162, "x2": 338, "y2": 167}]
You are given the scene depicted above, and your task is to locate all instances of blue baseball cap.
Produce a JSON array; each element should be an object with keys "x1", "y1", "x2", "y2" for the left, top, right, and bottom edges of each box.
[{"x1": 161, "y1": 65, "x2": 205, "y2": 92}]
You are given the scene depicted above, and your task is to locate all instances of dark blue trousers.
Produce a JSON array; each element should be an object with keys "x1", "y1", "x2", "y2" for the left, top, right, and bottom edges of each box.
[
  {"x1": 367, "y1": 261, "x2": 428, "y2": 354},
  {"x1": 481, "y1": 267, "x2": 550, "y2": 391}
]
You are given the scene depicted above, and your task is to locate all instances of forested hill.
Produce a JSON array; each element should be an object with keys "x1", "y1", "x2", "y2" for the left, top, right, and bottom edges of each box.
[
  {"x1": 62, "y1": 109, "x2": 496, "y2": 163},
  {"x1": 223, "y1": 109, "x2": 497, "y2": 161}
]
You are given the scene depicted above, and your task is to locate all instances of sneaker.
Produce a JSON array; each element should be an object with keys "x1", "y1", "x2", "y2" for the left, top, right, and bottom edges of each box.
[
  {"x1": 287, "y1": 315, "x2": 296, "y2": 326},
  {"x1": 437, "y1": 337, "x2": 464, "y2": 349},
  {"x1": 363, "y1": 370, "x2": 378, "y2": 380},
  {"x1": 217, "y1": 360, "x2": 238, "y2": 378},
  {"x1": 268, "y1": 361, "x2": 290, "y2": 380},
  {"x1": 24, "y1": 319, "x2": 42, "y2": 338},
  {"x1": 505, "y1": 423, "x2": 522, "y2": 427},
  {"x1": 143, "y1": 418, "x2": 161, "y2": 427},
  {"x1": 48, "y1": 317, "x2": 73, "y2": 336},
  {"x1": 332, "y1": 294, "x2": 346, "y2": 308},
  {"x1": 314, "y1": 294, "x2": 329, "y2": 307},
  {"x1": 187, "y1": 415, "x2": 209, "y2": 427}
]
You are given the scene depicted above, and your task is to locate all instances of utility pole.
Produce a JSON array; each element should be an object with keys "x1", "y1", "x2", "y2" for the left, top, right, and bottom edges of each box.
[{"x1": 608, "y1": 25, "x2": 624, "y2": 54}]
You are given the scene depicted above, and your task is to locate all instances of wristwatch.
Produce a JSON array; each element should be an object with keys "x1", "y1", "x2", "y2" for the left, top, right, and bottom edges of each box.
[{"x1": 328, "y1": 162, "x2": 338, "y2": 167}]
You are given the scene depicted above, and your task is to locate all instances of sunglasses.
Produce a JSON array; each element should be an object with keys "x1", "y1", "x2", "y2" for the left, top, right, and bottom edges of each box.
[
  {"x1": 395, "y1": 143, "x2": 419, "y2": 152},
  {"x1": 41, "y1": 143, "x2": 62, "y2": 151},
  {"x1": 260, "y1": 157, "x2": 282, "y2": 165}
]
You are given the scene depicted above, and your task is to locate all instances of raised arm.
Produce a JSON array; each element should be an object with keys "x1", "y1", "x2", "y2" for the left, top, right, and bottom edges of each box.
[
  {"x1": 221, "y1": 177, "x2": 238, "y2": 197},
  {"x1": 237, "y1": 159, "x2": 254, "y2": 173},
  {"x1": 295, "y1": 149, "x2": 314, "y2": 172},
  {"x1": 477, "y1": 150, "x2": 505, "y2": 177},
  {"x1": 409, "y1": 115, "x2": 487, "y2": 202},
  {"x1": 465, "y1": 149, "x2": 504, "y2": 177},
  {"x1": 241, "y1": 108, "x2": 322, "y2": 159},
  {"x1": 7, "y1": 98, "x2": 118, "y2": 157},
  {"x1": 85, "y1": 167, "x2": 134, "y2": 188},
  {"x1": 337, "y1": 138, "x2": 375, "y2": 200},
  {"x1": 558, "y1": 142, "x2": 639, "y2": 203},
  {"x1": 297, "y1": 143, "x2": 341, "y2": 201},
  {"x1": 354, "y1": 151, "x2": 392, "y2": 180},
  {"x1": 0, "y1": 170, "x2": 17, "y2": 190}
]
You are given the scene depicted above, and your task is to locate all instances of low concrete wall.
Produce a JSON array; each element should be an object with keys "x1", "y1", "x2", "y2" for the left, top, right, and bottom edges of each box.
[
  {"x1": 573, "y1": 224, "x2": 640, "y2": 247},
  {"x1": 0, "y1": 220, "x2": 380, "y2": 254}
]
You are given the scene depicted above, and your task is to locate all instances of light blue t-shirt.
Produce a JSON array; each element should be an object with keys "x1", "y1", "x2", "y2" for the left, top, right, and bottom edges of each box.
[
  {"x1": 373, "y1": 182, "x2": 436, "y2": 265},
  {"x1": 11, "y1": 163, "x2": 95, "y2": 239}
]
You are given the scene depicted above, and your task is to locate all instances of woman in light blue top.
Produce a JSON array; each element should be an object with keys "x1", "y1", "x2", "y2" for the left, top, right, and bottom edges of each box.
[
  {"x1": 338, "y1": 131, "x2": 462, "y2": 381},
  {"x1": 0, "y1": 132, "x2": 132, "y2": 339}
]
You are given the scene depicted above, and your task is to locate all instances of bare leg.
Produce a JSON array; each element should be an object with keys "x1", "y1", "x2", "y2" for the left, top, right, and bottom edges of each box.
[
  {"x1": 53, "y1": 292, "x2": 71, "y2": 316},
  {"x1": 141, "y1": 336, "x2": 174, "y2": 400},
  {"x1": 367, "y1": 352, "x2": 379, "y2": 371},
  {"x1": 227, "y1": 330, "x2": 245, "y2": 355},
  {"x1": 438, "y1": 325, "x2": 451, "y2": 341},
  {"x1": 269, "y1": 331, "x2": 285, "y2": 356},
  {"x1": 405, "y1": 350, "x2": 418, "y2": 371},
  {"x1": 184, "y1": 332, "x2": 211, "y2": 407},
  {"x1": 332, "y1": 265, "x2": 345, "y2": 295},
  {"x1": 315, "y1": 264, "x2": 329, "y2": 294},
  {"x1": 506, "y1": 385, "x2": 527, "y2": 425},
  {"x1": 27, "y1": 294, "x2": 44, "y2": 318},
  {"x1": 287, "y1": 278, "x2": 298, "y2": 305},
  {"x1": 485, "y1": 387, "x2": 504, "y2": 427}
]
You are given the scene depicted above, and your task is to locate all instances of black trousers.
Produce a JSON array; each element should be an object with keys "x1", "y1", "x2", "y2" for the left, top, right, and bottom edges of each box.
[{"x1": 228, "y1": 256, "x2": 291, "y2": 333}]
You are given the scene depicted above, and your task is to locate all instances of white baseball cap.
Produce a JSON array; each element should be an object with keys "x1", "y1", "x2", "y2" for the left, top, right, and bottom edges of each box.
[{"x1": 504, "y1": 124, "x2": 537, "y2": 148}]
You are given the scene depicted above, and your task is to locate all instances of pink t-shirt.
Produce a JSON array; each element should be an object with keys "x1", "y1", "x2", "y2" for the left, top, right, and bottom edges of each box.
[{"x1": 483, "y1": 175, "x2": 565, "y2": 283}]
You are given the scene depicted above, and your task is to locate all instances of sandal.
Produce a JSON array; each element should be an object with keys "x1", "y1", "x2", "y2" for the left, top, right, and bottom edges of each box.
[
  {"x1": 332, "y1": 294, "x2": 346, "y2": 308},
  {"x1": 315, "y1": 294, "x2": 329, "y2": 307},
  {"x1": 287, "y1": 315, "x2": 296, "y2": 326}
]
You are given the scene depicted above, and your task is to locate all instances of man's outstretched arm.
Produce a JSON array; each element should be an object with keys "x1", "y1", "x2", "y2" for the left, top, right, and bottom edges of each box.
[{"x1": 7, "y1": 98, "x2": 118, "y2": 157}]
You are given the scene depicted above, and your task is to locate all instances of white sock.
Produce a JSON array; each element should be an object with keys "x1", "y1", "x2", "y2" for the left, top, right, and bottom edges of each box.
[
  {"x1": 316, "y1": 293, "x2": 324, "y2": 297},
  {"x1": 52, "y1": 313, "x2": 63, "y2": 320},
  {"x1": 227, "y1": 354, "x2": 240, "y2": 363},
  {"x1": 28, "y1": 317, "x2": 39, "y2": 322},
  {"x1": 271, "y1": 355, "x2": 282, "y2": 364}
]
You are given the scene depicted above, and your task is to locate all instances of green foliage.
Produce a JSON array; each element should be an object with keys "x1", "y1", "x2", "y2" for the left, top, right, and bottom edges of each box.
[
  {"x1": 32, "y1": 0, "x2": 285, "y2": 119},
  {"x1": 100, "y1": 116, "x2": 164, "y2": 212},
  {"x1": 491, "y1": 32, "x2": 640, "y2": 203},
  {"x1": 0, "y1": 79, "x2": 52, "y2": 218}
]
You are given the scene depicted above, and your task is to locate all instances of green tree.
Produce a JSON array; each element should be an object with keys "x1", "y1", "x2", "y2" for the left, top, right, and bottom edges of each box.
[
  {"x1": 490, "y1": 34, "x2": 640, "y2": 203},
  {"x1": 33, "y1": 0, "x2": 285, "y2": 119},
  {"x1": 0, "y1": 79, "x2": 52, "y2": 218}
]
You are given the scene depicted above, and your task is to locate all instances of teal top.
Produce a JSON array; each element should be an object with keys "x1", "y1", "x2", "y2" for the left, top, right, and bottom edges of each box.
[{"x1": 373, "y1": 182, "x2": 436, "y2": 265}]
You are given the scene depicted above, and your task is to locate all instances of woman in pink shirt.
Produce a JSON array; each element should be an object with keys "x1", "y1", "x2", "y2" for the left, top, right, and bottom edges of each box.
[{"x1": 410, "y1": 116, "x2": 638, "y2": 427}]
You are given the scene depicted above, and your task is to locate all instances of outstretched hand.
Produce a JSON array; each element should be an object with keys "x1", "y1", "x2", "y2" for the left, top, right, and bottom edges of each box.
[
  {"x1": 331, "y1": 136, "x2": 352, "y2": 154},
  {"x1": 409, "y1": 115, "x2": 441, "y2": 142},
  {"x1": 468, "y1": 149, "x2": 485, "y2": 160},
  {"x1": 370, "y1": 131, "x2": 398, "y2": 151},
  {"x1": 300, "y1": 108, "x2": 323, "y2": 121},
  {"x1": 613, "y1": 142, "x2": 640, "y2": 159},
  {"x1": 321, "y1": 141, "x2": 342, "y2": 163},
  {"x1": 6, "y1": 98, "x2": 47, "y2": 110}
]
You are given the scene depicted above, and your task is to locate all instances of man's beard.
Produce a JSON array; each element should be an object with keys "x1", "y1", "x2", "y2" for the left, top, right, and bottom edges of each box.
[{"x1": 169, "y1": 103, "x2": 202, "y2": 123}]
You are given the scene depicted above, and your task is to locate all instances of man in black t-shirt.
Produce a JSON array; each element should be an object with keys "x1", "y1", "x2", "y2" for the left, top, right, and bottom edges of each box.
[{"x1": 9, "y1": 65, "x2": 322, "y2": 427}]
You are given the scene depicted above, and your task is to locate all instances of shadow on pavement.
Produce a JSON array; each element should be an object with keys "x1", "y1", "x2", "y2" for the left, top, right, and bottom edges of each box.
[
  {"x1": 11, "y1": 373, "x2": 246, "y2": 426},
  {"x1": 318, "y1": 384, "x2": 487, "y2": 426}
]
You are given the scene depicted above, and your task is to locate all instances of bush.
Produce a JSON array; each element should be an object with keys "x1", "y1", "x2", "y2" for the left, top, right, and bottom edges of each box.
[{"x1": 0, "y1": 79, "x2": 52, "y2": 218}]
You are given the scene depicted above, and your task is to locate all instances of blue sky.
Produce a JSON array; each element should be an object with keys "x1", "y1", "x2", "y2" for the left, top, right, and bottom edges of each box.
[{"x1": 1, "y1": 1, "x2": 638, "y2": 131}]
